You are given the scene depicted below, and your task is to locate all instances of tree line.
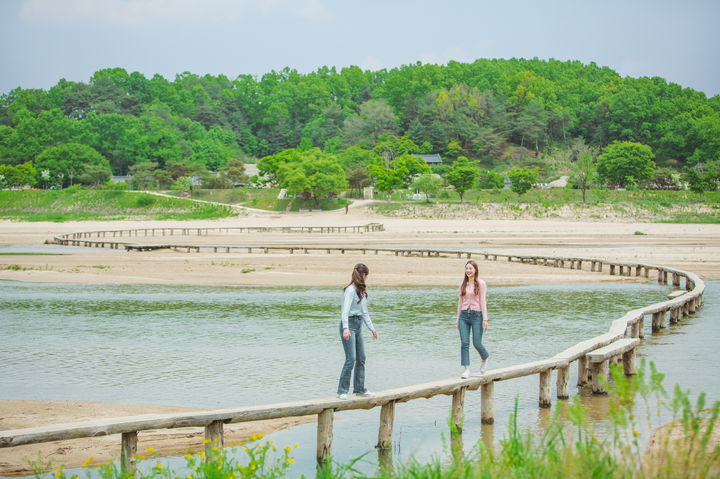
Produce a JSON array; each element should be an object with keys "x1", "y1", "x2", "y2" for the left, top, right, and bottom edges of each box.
[{"x1": 0, "y1": 58, "x2": 718, "y2": 192}]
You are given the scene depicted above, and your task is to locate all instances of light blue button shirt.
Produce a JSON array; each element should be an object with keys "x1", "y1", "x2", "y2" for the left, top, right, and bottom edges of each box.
[{"x1": 341, "y1": 284, "x2": 374, "y2": 331}]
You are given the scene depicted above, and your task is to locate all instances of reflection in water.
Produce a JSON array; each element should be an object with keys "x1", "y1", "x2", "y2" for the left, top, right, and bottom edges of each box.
[{"x1": 1, "y1": 280, "x2": 717, "y2": 477}]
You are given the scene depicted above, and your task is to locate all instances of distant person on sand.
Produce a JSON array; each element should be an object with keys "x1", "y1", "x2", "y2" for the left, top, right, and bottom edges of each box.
[
  {"x1": 456, "y1": 260, "x2": 489, "y2": 378},
  {"x1": 337, "y1": 263, "x2": 379, "y2": 399}
]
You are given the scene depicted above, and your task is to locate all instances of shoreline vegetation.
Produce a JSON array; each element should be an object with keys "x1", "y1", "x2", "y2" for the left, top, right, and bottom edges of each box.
[{"x1": 0, "y1": 187, "x2": 718, "y2": 223}]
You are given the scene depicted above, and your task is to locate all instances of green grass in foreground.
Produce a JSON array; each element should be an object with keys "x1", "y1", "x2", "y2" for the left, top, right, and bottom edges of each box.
[
  {"x1": 32, "y1": 362, "x2": 719, "y2": 479},
  {"x1": 0, "y1": 189, "x2": 239, "y2": 222}
]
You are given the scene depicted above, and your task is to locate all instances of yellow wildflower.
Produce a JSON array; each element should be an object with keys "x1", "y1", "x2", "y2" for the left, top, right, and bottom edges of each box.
[
  {"x1": 156, "y1": 462, "x2": 163, "y2": 469},
  {"x1": 250, "y1": 464, "x2": 256, "y2": 471},
  {"x1": 187, "y1": 476, "x2": 193, "y2": 479},
  {"x1": 287, "y1": 458, "x2": 295, "y2": 464},
  {"x1": 185, "y1": 454, "x2": 193, "y2": 459},
  {"x1": 212, "y1": 446, "x2": 219, "y2": 451},
  {"x1": 284, "y1": 446, "x2": 292, "y2": 453},
  {"x1": 203, "y1": 439, "x2": 211, "y2": 444},
  {"x1": 293, "y1": 443, "x2": 299, "y2": 449},
  {"x1": 137, "y1": 454, "x2": 147, "y2": 460},
  {"x1": 54, "y1": 472, "x2": 62, "y2": 478},
  {"x1": 213, "y1": 438, "x2": 219, "y2": 443},
  {"x1": 256, "y1": 433, "x2": 263, "y2": 439},
  {"x1": 146, "y1": 447, "x2": 155, "y2": 453},
  {"x1": 632, "y1": 428, "x2": 639, "y2": 437}
]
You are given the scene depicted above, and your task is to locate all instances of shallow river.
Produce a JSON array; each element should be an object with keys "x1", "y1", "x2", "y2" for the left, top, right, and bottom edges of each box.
[{"x1": 1, "y1": 279, "x2": 718, "y2": 477}]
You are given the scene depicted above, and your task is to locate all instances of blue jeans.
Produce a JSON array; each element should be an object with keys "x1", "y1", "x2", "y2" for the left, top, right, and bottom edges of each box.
[
  {"x1": 458, "y1": 310, "x2": 489, "y2": 366},
  {"x1": 337, "y1": 316, "x2": 367, "y2": 395}
]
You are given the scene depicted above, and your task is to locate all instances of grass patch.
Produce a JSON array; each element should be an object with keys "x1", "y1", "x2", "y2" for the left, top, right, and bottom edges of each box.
[
  {"x1": 246, "y1": 196, "x2": 348, "y2": 212},
  {"x1": 0, "y1": 252, "x2": 65, "y2": 255},
  {"x1": 0, "y1": 189, "x2": 240, "y2": 222},
  {"x1": 1, "y1": 264, "x2": 50, "y2": 271},
  {"x1": 370, "y1": 188, "x2": 720, "y2": 223}
]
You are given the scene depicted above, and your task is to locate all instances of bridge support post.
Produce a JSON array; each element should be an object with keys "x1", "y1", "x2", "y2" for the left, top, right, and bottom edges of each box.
[
  {"x1": 622, "y1": 348, "x2": 637, "y2": 376},
  {"x1": 120, "y1": 431, "x2": 138, "y2": 476},
  {"x1": 539, "y1": 370, "x2": 551, "y2": 408},
  {"x1": 556, "y1": 365, "x2": 569, "y2": 400},
  {"x1": 377, "y1": 401, "x2": 395, "y2": 450},
  {"x1": 317, "y1": 409, "x2": 334, "y2": 467},
  {"x1": 481, "y1": 382, "x2": 494, "y2": 424},
  {"x1": 651, "y1": 312, "x2": 664, "y2": 332},
  {"x1": 451, "y1": 387, "x2": 466, "y2": 433},
  {"x1": 205, "y1": 420, "x2": 224, "y2": 459},
  {"x1": 591, "y1": 360, "x2": 609, "y2": 395},
  {"x1": 577, "y1": 356, "x2": 588, "y2": 387}
]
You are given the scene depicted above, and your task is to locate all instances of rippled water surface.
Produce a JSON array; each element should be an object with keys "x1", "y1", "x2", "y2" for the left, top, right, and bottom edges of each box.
[{"x1": 2, "y1": 280, "x2": 718, "y2": 477}]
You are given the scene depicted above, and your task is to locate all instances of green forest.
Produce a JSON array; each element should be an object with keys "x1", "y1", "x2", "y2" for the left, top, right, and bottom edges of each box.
[{"x1": 1, "y1": 58, "x2": 719, "y2": 196}]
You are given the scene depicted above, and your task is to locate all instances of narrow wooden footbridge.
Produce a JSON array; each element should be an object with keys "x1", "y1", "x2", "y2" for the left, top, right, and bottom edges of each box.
[{"x1": 4, "y1": 225, "x2": 706, "y2": 473}]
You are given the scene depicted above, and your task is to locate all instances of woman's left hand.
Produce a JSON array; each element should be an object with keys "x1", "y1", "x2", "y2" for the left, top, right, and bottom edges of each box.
[
  {"x1": 372, "y1": 329, "x2": 379, "y2": 339},
  {"x1": 482, "y1": 319, "x2": 488, "y2": 330}
]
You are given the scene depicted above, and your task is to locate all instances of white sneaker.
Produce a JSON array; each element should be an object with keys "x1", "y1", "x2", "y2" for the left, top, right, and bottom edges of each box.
[
  {"x1": 460, "y1": 369, "x2": 470, "y2": 379},
  {"x1": 480, "y1": 359, "x2": 489, "y2": 374},
  {"x1": 337, "y1": 393, "x2": 347, "y2": 399},
  {"x1": 356, "y1": 391, "x2": 375, "y2": 397}
]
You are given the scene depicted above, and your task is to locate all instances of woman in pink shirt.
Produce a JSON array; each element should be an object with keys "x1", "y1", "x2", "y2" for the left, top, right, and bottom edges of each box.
[{"x1": 456, "y1": 260, "x2": 489, "y2": 378}]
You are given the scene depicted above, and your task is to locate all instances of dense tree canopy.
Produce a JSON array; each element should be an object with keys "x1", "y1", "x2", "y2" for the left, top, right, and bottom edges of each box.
[{"x1": 0, "y1": 59, "x2": 717, "y2": 191}]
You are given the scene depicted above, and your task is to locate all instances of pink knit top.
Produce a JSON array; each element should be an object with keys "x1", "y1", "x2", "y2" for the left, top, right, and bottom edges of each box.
[{"x1": 456, "y1": 279, "x2": 488, "y2": 321}]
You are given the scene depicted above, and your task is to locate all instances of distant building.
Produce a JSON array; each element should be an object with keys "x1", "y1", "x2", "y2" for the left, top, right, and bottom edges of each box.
[
  {"x1": 110, "y1": 175, "x2": 131, "y2": 184},
  {"x1": 412, "y1": 153, "x2": 442, "y2": 165}
]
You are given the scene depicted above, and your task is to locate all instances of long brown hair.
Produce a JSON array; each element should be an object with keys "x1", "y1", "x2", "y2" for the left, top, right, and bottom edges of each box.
[
  {"x1": 460, "y1": 260, "x2": 479, "y2": 297},
  {"x1": 345, "y1": 263, "x2": 369, "y2": 303}
]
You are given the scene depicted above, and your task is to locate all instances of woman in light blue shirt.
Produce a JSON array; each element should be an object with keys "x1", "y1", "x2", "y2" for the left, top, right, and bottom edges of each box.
[{"x1": 337, "y1": 263, "x2": 379, "y2": 399}]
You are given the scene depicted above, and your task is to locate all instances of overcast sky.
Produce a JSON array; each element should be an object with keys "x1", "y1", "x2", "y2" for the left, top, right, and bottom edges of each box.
[{"x1": 1, "y1": 0, "x2": 718, "y2": 97}]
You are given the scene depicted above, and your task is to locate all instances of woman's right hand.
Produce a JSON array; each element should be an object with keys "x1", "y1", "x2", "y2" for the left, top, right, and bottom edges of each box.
[{"x1": 342, "y1": 328, "x2": 350, "y2": 340}]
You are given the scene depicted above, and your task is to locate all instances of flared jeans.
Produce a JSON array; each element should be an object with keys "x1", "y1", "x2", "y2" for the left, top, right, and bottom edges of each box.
[{"x1": 337, "y1": 315, "x2": 367, "y2": 395}]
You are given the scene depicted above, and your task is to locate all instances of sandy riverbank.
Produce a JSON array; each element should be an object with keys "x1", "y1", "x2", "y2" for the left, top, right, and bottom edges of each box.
[
  {"x1": 1, "y1": 205, "x2": 719, "y2": 474},
  {"x1": 1, "y1": 205, "x2": 719, "y2": 285}
]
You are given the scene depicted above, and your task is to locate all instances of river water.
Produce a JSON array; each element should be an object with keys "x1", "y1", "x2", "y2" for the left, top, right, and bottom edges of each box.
[{"x1": 1, "y1": 280, "x2": 718, "y2": 477}]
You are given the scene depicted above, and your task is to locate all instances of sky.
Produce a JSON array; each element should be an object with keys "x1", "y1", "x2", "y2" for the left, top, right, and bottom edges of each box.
[{"x1": 1, "y1": 0, "x2": 718, "y2": 97}]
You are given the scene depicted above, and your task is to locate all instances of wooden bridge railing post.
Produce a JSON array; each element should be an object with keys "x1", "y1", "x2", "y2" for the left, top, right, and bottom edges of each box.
[
  {"x1": 120, "y1": 431, "x2": 138, "y2": 476},
  {"x1": 317, "y1": 408, "x2": 334, "y2": 466},
  {"x1": 481, "y1": 381, "x2": 494, "y2": 424}
]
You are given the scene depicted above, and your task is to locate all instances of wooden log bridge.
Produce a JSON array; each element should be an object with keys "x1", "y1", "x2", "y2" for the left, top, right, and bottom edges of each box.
[{"x1": 5, "y1": 244, "x2": 705, "y2": 470}]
